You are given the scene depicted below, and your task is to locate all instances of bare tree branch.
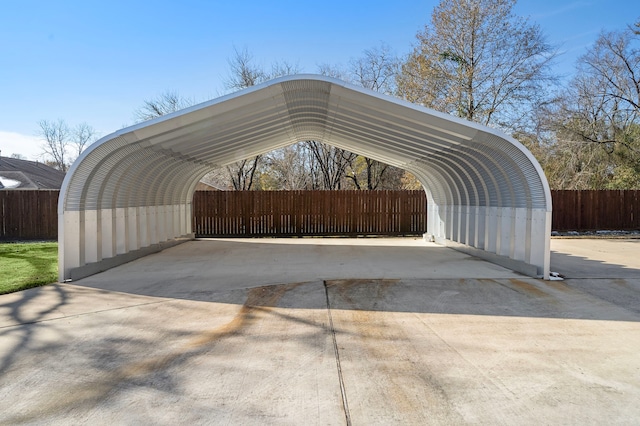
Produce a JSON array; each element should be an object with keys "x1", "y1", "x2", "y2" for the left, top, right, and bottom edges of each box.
[
  {"x1": 38, "y1": 119, "x2": 70, "y2": 172},
  {"x1": 73, "y1": 122, "x2": 97, "y2": 157},
  {"x1": 224, "y1": 46, "x2": 267, "y2": 91},
  {"x1": 134, "y1": 90, "x2": 195, "y2": 122}
]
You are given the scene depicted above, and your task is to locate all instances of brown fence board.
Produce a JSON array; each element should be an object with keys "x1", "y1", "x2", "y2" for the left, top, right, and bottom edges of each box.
[
  {"x1": 0, "y1": 190, "x2": 59, "y2": 240},
  {"x1": 551, "y1": 190, "x2": 640, "y2": 231},
  {"x1": 192, "y1": 190, "x2": 428, "y2": 237},
  {"x1": 4, "y1": 189, "x2": 640, "y2": 240}
]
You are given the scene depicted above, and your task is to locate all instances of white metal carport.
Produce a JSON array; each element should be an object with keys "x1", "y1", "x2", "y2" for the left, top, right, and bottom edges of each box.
[{"x1": 58, "y1": 75, "x2": 552, "y2": 281}]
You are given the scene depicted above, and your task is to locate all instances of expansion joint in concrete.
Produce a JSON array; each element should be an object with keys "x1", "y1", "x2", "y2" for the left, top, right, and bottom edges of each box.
[{"x1": 324, "y1": 281, "x2": 352, "y2": 426}]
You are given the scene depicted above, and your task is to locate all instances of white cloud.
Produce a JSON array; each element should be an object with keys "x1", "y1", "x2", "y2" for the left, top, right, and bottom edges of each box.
[{"x1": 0, "y1": 131, "x2": 43, "y2": 160}]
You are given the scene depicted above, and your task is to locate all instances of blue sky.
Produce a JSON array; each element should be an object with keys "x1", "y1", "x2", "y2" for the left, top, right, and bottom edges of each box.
[{"x1": 1, "y1": 0, "x2": 637, "y2": 160}]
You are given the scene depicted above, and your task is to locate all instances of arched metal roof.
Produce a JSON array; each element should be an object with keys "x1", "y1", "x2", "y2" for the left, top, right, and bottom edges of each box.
[{"x1": 59, "y1": 74, "x2": 552, "y2": 281}]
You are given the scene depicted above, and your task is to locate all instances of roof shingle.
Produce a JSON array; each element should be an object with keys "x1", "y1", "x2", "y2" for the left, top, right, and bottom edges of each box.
[{"x1": 0, "y1": 156, "x2": 65, "y2": 189}]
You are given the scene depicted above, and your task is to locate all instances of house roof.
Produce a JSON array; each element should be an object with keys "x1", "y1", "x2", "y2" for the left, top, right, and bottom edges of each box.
[
  {"x1": 194, "y1": 181, "x2": 222, "y2": 191},
  {"x1": 0, "y1": 156, "x2": 66, "y2": 189}
]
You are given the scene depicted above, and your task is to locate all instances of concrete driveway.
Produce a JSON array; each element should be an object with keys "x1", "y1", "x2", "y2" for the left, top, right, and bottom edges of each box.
[{"x1": 1, "y1": 237, "x2": 639, "y2": 425}]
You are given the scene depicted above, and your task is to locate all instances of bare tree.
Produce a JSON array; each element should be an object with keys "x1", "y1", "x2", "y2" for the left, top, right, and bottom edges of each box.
[
  {"x1": 305, "y1": 141, "x2": 356, "y2": 190},
  {"x1": 226, "y1": 156, "x2": 261, "y2": 190},
  {"x1": 350, "y1": 43, "x2": 399, "y2": 95},
  {"x1": 261, "y1": 143, "x2": 316, "y2": 190},
  {"x1": 72, "y1": 122, "x2": 97, "y2": 157},
  {"x1": 397, "y1": 0, "x2": 556, "y2": 130},
  {"x1": 345, "y1": 43, "x2": 408, "y2": 189},
  {"x1": 224, "y1": 47, "x2": 268, "y2": 92},
  {"x1": 317, "y1": 63, "x2": 351, "y2": 81},
  {"x1": 134, "y1": 90, "x2": 195, "y2": 123},
  {"x1": 541, "y1": 22, "x2": 640, "y2": 189},
  {"x1": 400, "y1": 171, "x2": 423, "y2": 190},
  {"x1": 223, "y1": 48, "x2": 304, "y2": 189},
  {"x1": 345, "y1": 156, "x2": 404, "y2": 190},
  {"x1": 221, "y1": 48, "x2": 272, "y2": 189},
  {"x1": 270, "y1": 60, "x2": 301, "y2": 79},
  {"x1": 38, "y1": 119, "x2": 71, "y2": 171},
  {"x1": 37, "y1": 119, "x2": 97, "y2": 171}
]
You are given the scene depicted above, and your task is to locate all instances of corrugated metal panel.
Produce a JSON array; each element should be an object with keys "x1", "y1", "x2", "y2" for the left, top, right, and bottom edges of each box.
[
  {"x1": 63, "y1": 136, "x2": 130, "y2": 211},
  {"x1": 281, "y1": 79, "x2": 332, "y2": 142}
]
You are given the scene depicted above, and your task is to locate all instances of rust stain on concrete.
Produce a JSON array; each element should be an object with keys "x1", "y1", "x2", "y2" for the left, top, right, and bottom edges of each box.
[
  {"x1": 189, "y1": 282, "x2": 303, "y2": 347},
  {"x1": 326, "y1": 279, "x2": 399, "y2": 309},
  {"x1": 331, "y1": 288, "x2": 462, "y2": 422},
  {"x1": 544, "y1": 279, "x2": 572, "y2": 292},
  {"x1": 612, "y1": 278, "x2": 629, "y2": 288},
  {"x1": 508, "y1": 278, "x2": 548, "y2": 298}
]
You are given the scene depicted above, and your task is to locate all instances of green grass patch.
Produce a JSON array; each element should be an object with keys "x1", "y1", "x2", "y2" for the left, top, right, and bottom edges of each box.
[{"x1": 0, "y1": 242, "x2": 58, "y2": 295}]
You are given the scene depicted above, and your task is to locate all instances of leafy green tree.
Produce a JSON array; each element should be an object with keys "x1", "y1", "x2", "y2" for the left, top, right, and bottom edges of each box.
[{"x1": 397, "y1": 0, "x2": 556, "y2": 130}]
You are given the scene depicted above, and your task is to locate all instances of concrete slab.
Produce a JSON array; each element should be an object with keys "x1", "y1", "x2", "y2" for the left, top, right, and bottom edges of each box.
[
  {"x1": 551, "y1": 238, "x2": 640, "y2": 279},
  {"x1": 549, "y1": 237, "x2": 640, "y2": 319},
  {"x1": 327, "y1": 278, "x2": 640, "y2": 424},
  {"x1": 1, "y1": 238, "x2": 639, "y2": 424},
  {"x1": 66, "y1": 238, "x2": 523, "y2": 300}
]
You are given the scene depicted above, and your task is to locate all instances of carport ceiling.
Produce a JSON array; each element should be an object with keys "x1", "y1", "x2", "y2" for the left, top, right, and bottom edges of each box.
[{"x1": 134, "y1": 78, "x2": 484, "y2": 171}]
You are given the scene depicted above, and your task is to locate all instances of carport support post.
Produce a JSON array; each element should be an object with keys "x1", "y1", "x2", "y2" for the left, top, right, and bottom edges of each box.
[
  {"x1": 530, "y1": 209, "x2": 551, "y2": 280},
  {"x1": 59, "y1": 211, "x2": 81, "y2": 282}
]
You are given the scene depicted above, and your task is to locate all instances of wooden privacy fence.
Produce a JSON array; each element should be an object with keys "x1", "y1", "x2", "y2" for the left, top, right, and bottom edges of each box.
[
  {"x1": 0, "y1": 190, "x2": 58, "y2": 240},
  {"x1": 2, "y1": 189, "x2": 640, "y2": 240},
  {"x1": 551, "y1": 190, "x2": 640, "y2": 231},
  {"x1": 193, "y1": 190, "x2": 428, "y2": 237}
]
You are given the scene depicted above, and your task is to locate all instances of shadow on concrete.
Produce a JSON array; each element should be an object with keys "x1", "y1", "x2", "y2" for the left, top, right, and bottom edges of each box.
[
  {"x1": 2, "y1": 239, "x2": 639, "y2": 379},
  {"x1": 1, "y1": 239, "x2": 640, "y2": 423},
  {"x1": 0, "y1": 284, "x2": 69, "y2": 375},
  {"x1": 549, "y1": 242, "x2": 640, "y2": 319},
  {"x1": 551, "y1": 248, "x2": 640, "y2": 279},
  {"x1": 0, "y1": 281, "x2": 339, "y2": 424}
]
